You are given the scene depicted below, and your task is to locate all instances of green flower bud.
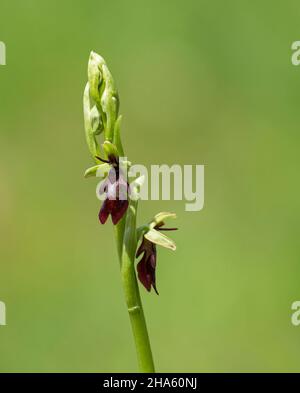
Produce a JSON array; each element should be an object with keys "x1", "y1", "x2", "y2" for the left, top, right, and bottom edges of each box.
[
  {"x1": 90, "y1": 105, "x2": 102, "y2": 135},
  {"x1": 87, "y1": 51, "x2": 119, "y2": 143},
  {"x1": 83, "y1": 82, "x2": 102, "y2": 160},
  {"x1": 102, "y1": 141, "x2": 119, "y2": 160}
]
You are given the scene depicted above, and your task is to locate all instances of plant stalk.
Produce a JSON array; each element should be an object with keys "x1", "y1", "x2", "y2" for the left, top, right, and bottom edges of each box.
[{"x1": 116, "y1": 200, "x2": 155, "y2": 373}]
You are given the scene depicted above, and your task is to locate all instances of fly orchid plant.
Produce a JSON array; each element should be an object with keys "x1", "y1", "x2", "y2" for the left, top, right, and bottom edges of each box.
[{"x1": 83, "y1": 52, "x2": 177, "y2": 373}]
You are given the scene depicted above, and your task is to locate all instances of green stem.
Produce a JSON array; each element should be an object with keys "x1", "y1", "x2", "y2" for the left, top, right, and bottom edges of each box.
[
  {"x1": 116, "y1": 199, "x2": 155, "y2": 373},
  {"x1": 113, "y1": 122, "x2": 154, "y2": 371}
]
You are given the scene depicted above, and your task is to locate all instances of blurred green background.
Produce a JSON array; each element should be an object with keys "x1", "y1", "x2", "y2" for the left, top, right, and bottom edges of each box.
[{"x1": 0, "y1": 0, "x2": 300, "y2": 372}]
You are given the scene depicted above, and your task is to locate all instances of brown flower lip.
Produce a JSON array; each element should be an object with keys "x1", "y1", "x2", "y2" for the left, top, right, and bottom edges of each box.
[
  {"x1": 136, "y1": 224, "x2": 178, "y2": 295},
  {"x1": 97, "y1": 155, "x2": 130, "y2": 225},
  {"x1": 137, "y1": 237, "x2": 158, "y2": 294}
]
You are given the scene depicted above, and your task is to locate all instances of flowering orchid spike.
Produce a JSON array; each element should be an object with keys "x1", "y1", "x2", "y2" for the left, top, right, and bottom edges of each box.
[
  {"x1": 84, "y1": 57, "x2": 128, "y2": 225},
  {"x1": 83, "y1": 52, "x2": 176, "y2": 372},
  {"x1": 136, "y1": 212, "x2": 177, "y2": 294}
]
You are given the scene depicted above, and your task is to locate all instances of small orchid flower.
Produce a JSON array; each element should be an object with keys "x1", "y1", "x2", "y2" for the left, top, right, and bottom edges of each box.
[
  {"x1": 98, "y1": 168, "x2": 129, "y2": 225},
  {"x1": 136, "y1": 212, "x2": 177, "y2": 294},
  {"x1": 96, "y1": 150, "x2": 130, "y2": 225}
]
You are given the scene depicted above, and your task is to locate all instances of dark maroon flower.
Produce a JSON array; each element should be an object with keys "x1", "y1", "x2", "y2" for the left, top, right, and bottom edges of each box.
[
  {"x1": 136, "y1": 237, "x2": 158, "y2": 295},
  {"x1": 136, "y1": 221, "x2": 178, "y2": 295},
  {"x1": 97, "y1": 155, "x2": 129, "y2": 225}
]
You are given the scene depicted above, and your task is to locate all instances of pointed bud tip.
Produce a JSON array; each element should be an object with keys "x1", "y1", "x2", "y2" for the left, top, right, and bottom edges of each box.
[{"x1": 89, "y1": 51, "x2": 105, "y2": 64}]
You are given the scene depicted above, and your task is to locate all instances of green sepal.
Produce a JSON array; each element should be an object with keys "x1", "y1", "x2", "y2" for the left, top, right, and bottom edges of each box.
[
  {"x1": 88, "y1": 51, "x2": 104, "y2": 108},
  {"x1": 144, "y1": 229, "x2": 176, "y2": 251},
  {"x1": 136, "y1": 224, "x2": 149, "y2": 243},
  {"x1": 90, "y1": 105, "x2": 102, "y2": 135},
  {"x1": 113, "y1": 115, "x2": 124, "y2": 156},
  {"x1": 84, "y1": 163, "x2": 110, "y2": 178},
  {"x1": 150, "y1": 212, "x2": 177, "y2": 229}
]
